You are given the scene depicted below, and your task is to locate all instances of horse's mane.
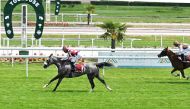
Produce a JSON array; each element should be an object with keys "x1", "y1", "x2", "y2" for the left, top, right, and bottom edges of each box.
[
  {"x1": 166, "y1": 48, "x2": 180, "y2": 62},
  {"x1": 51, "y1": 56, "x2": 64, "y2": 65},
  {"x1": 168, "y1": 48, "x2": 176, "y2": 56},
  {"x1": 56, "y1": 57, "x2": 69, "y2": 65}
]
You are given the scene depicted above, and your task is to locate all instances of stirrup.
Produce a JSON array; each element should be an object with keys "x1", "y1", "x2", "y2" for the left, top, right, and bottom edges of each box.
[
  {"x1": 182, "y1": 61, "x2": 190, "y2": 63},
  {"x1": 71, "y1": 69, "x2": 75, "y2": 73},
  {"x1": 178, "y1": 57, "x2": 182, "y2": 61},
  {"x1": 69, "y1": 72, "x2": 72, "y2": 78}
]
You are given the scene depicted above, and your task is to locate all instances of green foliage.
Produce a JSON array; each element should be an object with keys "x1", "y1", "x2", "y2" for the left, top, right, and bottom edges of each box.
[
  {"x1": 97, "y1": 21, "x2": 127, "y2": 49},
  {"x1": 86, "y1": 5, "x2": 95, "y2": 14},
  {"x1": 97, "y1": 21, "x2": 127, "y2": 41},
  {"x1": 171, "y1": 6, "x2": 183, "y2": 11}
]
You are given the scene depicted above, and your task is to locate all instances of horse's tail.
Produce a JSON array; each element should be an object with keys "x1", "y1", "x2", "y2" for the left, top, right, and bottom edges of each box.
[{"x1": 96, "y1": 62, "x2": 113, "y2": 68}]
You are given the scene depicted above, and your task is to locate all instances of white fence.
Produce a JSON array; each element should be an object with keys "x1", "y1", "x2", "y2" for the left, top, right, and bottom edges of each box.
[
  {"x1": 0, "y1": 13, "x2": 98, "y2": 23},
  {"x1": 1, "y1": 37, "x2": 142, "y2": 48},
  {"x1": 0, "y1": 47, "x2": 172, "y2": 77},
  {"x1": 1, "y1": 27, "x2": 190, "y2": 36},
  {"x1": 1, "y1": 26, "x2": 190, "y2": 48}
]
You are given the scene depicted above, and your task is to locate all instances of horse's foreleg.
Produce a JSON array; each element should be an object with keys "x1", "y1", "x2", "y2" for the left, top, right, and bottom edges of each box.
[
  {"x1": 95, "y1": 75, "x2": 112, "y2": 91},
  {"x1": 53, "y1": 76, "x2": 64, "y2": 92},
  {"x1": 87, "y1": 74, "x2": 95, "y2": 92},
  {"x1": 171, "y1": 68, "x2": 178, "y2": 77},
  {"x1": 43, "y1": 74, "x2": 61, "y2": 88}
]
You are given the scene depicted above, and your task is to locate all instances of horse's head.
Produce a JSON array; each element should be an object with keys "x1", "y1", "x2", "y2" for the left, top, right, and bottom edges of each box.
[
  {"x1": 43, "y1": 54, "x2": 58, "y2": 69},
  {"x1": 158, "y1": 47, "x2": 169, "y2": 58}
]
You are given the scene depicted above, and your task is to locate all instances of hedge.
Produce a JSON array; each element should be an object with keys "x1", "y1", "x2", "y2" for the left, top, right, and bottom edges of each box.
[
  {"x1": 91, "y1": 1, "x2": 190, "y2": 7},
  {"x1": 51, "y1": 1, "x2": 81, "y2": 4}
]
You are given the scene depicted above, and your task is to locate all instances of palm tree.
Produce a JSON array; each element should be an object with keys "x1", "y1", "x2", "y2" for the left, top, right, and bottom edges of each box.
[
  {"x1": 98, "y1": 21, "x2": 127, "y2": 50},
  {"x1": 86, "y1": 5, "x2": 95, "y2": 25}
]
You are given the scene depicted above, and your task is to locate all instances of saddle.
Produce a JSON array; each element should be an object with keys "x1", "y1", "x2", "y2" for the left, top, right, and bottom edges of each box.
[
  {"x1": 184, "y1": 55, "x2": 190, "y2": 62},
  {"x1": 75, "y1": 64, "x2": 85, "y2": 73}
]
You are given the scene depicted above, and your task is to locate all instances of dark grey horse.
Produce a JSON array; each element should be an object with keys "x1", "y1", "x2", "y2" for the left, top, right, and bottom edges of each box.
[{"x1": 43, "y1": 54, "x2": 113, "y2": 92}]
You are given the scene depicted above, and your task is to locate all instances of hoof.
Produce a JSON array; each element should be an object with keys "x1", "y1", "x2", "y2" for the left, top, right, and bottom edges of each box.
[
  {"x1": 106, "y1": 86, "x2": 112, "y2": 91},
  {"x1": 176, "y1": 74, "x2": 180, "y2": 77},
  {"x1": 186, "y1": 76, "x2": 190, "y2": 80},
  {"x1": 171, "y1": 74, "x2": 179, "y2": 77},
  {"x1": 43, "y1": 84, "x2": 48, "y2": 88},
  {"x1": 89, "y1": 89, "x2": 94, "y2": 93}
]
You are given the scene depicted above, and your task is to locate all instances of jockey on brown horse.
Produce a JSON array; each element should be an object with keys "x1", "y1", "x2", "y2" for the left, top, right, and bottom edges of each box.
[
  {"x1": 158, "y1": 47, "x2": 190, "y2": 79},
  {"x1": 173, "y1": 41, "x2": 190, "y2": 63}
]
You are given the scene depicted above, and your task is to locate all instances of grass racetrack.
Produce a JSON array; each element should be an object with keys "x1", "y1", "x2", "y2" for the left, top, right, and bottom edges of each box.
[{"x1": 0, "y1": 63, "x2": 190, "y2": 109}]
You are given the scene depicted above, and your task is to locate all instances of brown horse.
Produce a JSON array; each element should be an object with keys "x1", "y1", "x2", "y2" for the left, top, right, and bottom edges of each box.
[{"x1": 158, "y1": 47, "x2": 190, "y2": 79}]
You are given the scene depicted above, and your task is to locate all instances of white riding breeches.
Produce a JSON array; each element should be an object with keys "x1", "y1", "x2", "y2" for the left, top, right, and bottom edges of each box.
[
  {"x1": 69, "y1": 52, "x2": 82, "y2": 63},
  {"x1": 180, "y1": 48, "x2": 190, "y2": 56}
]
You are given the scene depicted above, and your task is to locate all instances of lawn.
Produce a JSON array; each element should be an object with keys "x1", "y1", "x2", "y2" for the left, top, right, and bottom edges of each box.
[
  {"x1": 0, "y1": 63, "x2": 190, "y2": 109},
  {"x1": 1, "y1": 35, "x2": 190, "y2": 48},
  {"x1": 1, "y1": 1, "x2": 190, "y2": 23},
  {"x1": 1, "y1": 2, "x2": 190, "y2": 48}
]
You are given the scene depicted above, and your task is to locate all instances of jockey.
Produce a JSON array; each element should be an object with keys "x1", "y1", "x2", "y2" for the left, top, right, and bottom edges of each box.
[
  {"x1": 62, "y1": 46, "x2": 82, "y2": 73},
  {"x1": 173, "y1": 41, "x2": 190, "y2": 62}
]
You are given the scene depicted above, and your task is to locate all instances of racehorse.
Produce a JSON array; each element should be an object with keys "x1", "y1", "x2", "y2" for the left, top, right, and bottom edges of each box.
[
  {"x1": 157, "y1": 47, "x2": 190, "y2": 79},
  {"x1": 43, "y1": 54, "x2": 113, "y2": 92}
]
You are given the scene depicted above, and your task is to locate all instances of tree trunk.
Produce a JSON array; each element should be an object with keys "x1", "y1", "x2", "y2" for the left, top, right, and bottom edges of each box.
[
  {"x1": 111, "y1": 39, "x2": 115, "y2": 52},
  {"x1": 87, "y1": 13, "x2": 91, "y2": 25}
]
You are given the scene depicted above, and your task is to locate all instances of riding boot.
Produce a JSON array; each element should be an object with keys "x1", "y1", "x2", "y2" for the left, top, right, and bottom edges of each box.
[
  {"x1": 181, "y1": 54, "x2": 185, "y2": 61},
  {"x1": 181, "y1": 54, "x2": 186, "y2": 62},
  {"x1": 180, "y1": 54, "x2": 189, "y2": 63},
  {"x1": 69, "y1": 62, "x2": 75, "y2": 77},
  {"x1": 71, "y1": 62, "x2": 75, "y2": 72}
]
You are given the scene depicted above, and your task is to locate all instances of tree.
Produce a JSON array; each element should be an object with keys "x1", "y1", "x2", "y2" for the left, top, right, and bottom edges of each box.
[
  {"x1": 98, "y1": 21, "x2": 127, "y2": 50},
  {"x1": 86, "y1": 5, "x2": 95, "y2": 25}
]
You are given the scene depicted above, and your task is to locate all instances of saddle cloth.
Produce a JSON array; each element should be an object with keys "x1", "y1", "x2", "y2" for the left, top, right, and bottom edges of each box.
[
  {"x1": 75, "y1": 64, "x2": 85, "y2": 72},
  {"x1": 185, "y1": 55, "x2": 190, "y2": 61}
]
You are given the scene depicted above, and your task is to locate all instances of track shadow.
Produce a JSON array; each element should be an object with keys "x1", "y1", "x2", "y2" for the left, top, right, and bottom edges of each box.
[
  {"x1": 32, "y1": 89, "x2": 103, "y2": 93},
  {"x1": 55, "y1": 89, "x2": 89, "y2": 93},
  {"x1": 148, "y1": 81, "x2": 190, "y2": 84}
]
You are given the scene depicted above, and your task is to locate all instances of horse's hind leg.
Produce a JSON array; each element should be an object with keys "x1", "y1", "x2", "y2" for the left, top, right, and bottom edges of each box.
[
  {"x1": 180, "y1": 70, "x2": 186, "y2": 79},
  {"x1": 53, "y1": 76, "x2": 64, "y2": 92},
  {"x1": 43, "y1": 74, "x2": 61, "y2": 88},
  {"x1": 87, "y1": 74, "x2": 95, "y2": 92},
  {"x1": 95, "y1": 75, "x2": 112, "y2": 91},
  {"x1": 171, "y1": 68, "x2": 178, "y2": 77}
]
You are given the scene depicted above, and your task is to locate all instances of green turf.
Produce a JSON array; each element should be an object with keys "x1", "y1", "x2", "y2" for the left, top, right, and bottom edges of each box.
[
  {"x1": 1, "y1": 2, "x2": 190, "y2": 23},
  {"x1": 1, "y1": 34, "x2": 189, "y2": 48},
  {"x1": 0, "y1": 63, "x2": 190, "y2": 109}
]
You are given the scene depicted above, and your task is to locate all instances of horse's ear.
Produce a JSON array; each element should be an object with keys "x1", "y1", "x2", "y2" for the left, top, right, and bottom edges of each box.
[
  {"x1": 49, "y1": 54, "x2": 53, "y2": 58},
  {"x1": 166, "y1": 46, "x2": 169, "y2": 52}
]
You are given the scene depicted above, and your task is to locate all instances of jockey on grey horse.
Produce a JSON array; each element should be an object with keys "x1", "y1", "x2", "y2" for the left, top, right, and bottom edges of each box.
[
  {"x1": 62, "y1": 46, "x2": 83, "y2": 77},
  {"x1": 43, "y1": 54, "x2": 113, "y2": 92}
]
